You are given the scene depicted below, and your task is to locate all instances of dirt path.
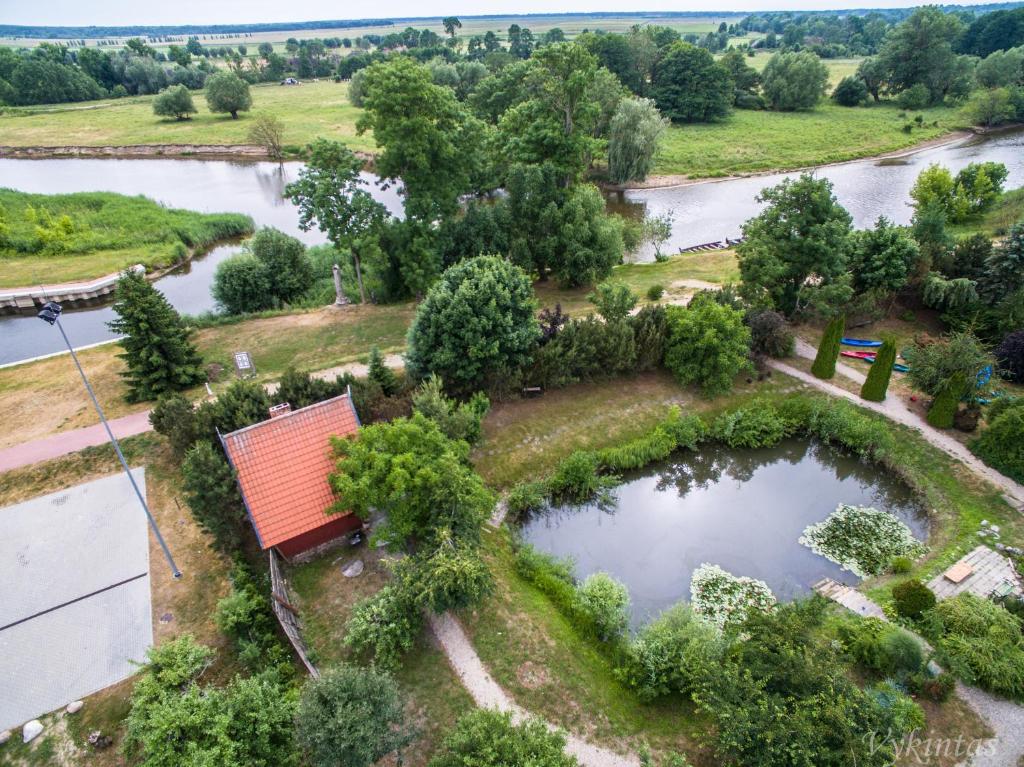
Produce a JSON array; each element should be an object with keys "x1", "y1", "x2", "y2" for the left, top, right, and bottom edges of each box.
[
  {"x1": 0, "y1": 355, "x2": 406, "y2": 473},
  {"x1": 777, "y1": 341, "x2": 1024, "y2": 509},
  {"x1": 428, "y1": 611, "x2": 639, "y2": 767}
]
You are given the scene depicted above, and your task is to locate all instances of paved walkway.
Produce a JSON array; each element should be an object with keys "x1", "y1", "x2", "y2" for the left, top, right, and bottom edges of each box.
[
  {"x1": 428, "y1": 611, "x2": 638, "y2": 767},
  {"x1": 0, "y1": 355, "x2": 406, "y2": 474},
  {"x1": 769, "y1": 347, "x2": 1024, "y2": 509},
  {"x1": 813, "y1": 578, "x2": 887, "y2": 619}
]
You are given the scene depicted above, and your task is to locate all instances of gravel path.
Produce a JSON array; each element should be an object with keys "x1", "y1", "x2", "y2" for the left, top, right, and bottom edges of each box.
[
  {"x1": 955, "y1": 683, "x2": 1024, "y2": 767},
  {"x1": 428, "y1": 612, "x2": 639, "y2": 767},
  {"x1": 771, "y1": 345, "x2": 1024, "y2": 508}
]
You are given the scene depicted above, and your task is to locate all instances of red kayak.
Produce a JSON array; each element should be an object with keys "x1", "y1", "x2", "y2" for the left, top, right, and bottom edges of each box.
[{"x1": 841, "y1": 350, "x2": 877, "y2": 360}]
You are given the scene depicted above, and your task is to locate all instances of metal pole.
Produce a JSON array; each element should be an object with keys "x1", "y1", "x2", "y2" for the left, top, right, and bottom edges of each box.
[{"x1": 54, "y1": 317, "x2": 182, "y2": 579}]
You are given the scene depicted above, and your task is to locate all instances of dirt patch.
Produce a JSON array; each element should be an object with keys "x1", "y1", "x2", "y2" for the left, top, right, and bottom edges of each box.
[{"x1": 516, "y1": 661, "x2": 551, "y2": 690}]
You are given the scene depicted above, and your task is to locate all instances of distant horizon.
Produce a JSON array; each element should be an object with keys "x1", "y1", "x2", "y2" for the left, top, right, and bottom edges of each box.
[{"x1": 3, "y1": 0, "x2": 1020, "y2": 29}]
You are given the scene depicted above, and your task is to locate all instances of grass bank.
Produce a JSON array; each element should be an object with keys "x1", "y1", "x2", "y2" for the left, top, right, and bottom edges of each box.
[
  {"x1": 0, "y1": 81, "x2": 375, "y2": 155},
  {"x1": 655, "y1": 102, "x2": 964, "y2": 179},
  {"x1": 0, "y1": 189, "x2": 253, "y2": 287}
]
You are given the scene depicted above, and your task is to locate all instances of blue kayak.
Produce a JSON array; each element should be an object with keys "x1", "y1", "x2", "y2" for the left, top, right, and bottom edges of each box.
[{"x1": 841, "y1": 337, "x2": 883, "y2": 348}]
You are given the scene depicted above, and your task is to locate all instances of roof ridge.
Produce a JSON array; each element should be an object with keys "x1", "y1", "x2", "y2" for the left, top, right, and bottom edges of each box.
[{"x1": 223, "y1": 391, "x2": 353, "y2": 439}]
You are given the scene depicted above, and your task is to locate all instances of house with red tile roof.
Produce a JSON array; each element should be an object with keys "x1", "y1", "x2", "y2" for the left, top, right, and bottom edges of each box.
[{"x1": 220, "y1": 392, "x2": 363, "y2": 560}]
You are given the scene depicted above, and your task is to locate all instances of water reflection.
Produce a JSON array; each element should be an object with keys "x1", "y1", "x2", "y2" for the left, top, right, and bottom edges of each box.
[{"x1": 520, "y1": 439, "x2": 927, "y2": 628}]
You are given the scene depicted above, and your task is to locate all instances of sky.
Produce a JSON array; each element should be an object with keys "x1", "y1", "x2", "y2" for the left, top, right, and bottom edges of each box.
[{"x1": 0, "y1": 0, "x2": 1006, "y2": 27}]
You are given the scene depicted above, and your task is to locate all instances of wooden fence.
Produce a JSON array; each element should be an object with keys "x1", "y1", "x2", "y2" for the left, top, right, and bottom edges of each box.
[{"x1": 268, "y1": 549, "x2": 320, "y2": 678}]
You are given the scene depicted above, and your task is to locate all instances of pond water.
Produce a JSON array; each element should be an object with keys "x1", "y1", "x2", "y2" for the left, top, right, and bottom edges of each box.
[
  {"x1": 520, "y1": 438, "x2": 928, "y2": 628},
  {"x1": 1, "y1": 128, "x2": 1021, "y2": 363}
]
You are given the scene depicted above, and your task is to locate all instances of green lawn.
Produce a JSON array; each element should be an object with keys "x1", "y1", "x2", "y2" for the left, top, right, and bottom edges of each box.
[
  {"x1": 0, "y1": 80, "x2": 375, "y2": 154},
  {"x1": 657, "y1": 102, "x2": 964, "y2": 178},
  {"x1": 0, "y1": 189, "x2": 253, "y2": 287}
]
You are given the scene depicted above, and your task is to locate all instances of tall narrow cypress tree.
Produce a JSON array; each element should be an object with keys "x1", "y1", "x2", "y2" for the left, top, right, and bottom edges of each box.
[
  {"x1": 860, "y1": 337, "x2": 897, "y2": 402},
  {"x1": 811, "y1": 314, "x2": 845, "y2": 380},
  {"x1": 926, "y1": 372, "x2": 967, "y2": 429},
  {"x1": 108, "y1": 270, "x2": 205, "y2": 403}
]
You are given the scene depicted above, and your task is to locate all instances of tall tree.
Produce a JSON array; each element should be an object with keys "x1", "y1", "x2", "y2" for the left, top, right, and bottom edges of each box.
[
  {"x1": 405, "y1": 256, "x2": 540, "y2": 394},
  {"x1": 107, "y1": 270, "x2": 205, "y2": 402},
  {"x1": 861, "y1": 337, "x2": 897, "y2": 401},
  {"x1": 285, "y1": 139, "x2": 388, "y2": 304},
  {"x1": 651, "y1": 42, "x2": 733, "y2": 122},
  {"x1": 442, "y1": 16, "x2": 462, "y2": 39},
  {"x1": 606, "y1": 97, "x2": 667, "y2": 184},
  {"x1": 761, "y1": 51, "x2": 829, "y2": 111},
  {"x1": 737, "y1": 174, "x2": 853, "y2": 316},
  {"x1": 357, "y1": 57, "x2": 488, "y2": 221},
  {"x1": 204, "y1": 70, "x2": 252, "y2": 118},
  {"x1": 878, "y1": 7, "x2": 969, "y2": 103},
  {"x1": 811, "y1": 314, "x2": 845, "y2": 380}
]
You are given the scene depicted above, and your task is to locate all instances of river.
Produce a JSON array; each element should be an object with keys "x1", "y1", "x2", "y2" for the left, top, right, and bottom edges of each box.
[{"x1": 1, "y1": 128, "x2": 1022, "y2": 365}]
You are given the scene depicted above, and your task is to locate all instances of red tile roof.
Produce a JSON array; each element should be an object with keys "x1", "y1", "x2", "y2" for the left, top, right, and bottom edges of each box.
[{"x1": 221, "y1": 394, "x2": 360, "y2": 549}]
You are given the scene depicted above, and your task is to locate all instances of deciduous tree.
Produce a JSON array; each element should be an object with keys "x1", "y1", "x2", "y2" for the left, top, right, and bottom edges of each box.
[
  {"x1": 651, "y1": 42, "x2": 733, "y2": 122},
  {"x1": 204, "y1": 70, "x2": 252, "y2": 118},
  {"x1": 152, "y1": 84, "x2": 196, "y2": 120}
]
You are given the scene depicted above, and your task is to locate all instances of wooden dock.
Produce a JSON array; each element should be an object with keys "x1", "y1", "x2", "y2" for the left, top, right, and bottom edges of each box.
[{"x1": 813, "y1": 578, "x2": 888, "y2": 620}]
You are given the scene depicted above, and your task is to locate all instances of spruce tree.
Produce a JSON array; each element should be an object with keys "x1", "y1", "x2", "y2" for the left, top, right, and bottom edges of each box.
[
  {"x1": 860, "y1": 337, "x2": 896, "y2": 402},
  {"x1": 926, "y1": 372, "x2": 966, "y2": 429},
  {"x1": 108, "y1": 270, "x2": 205, "y2": 402},
  {"x1": 367, "y1": 346, "x2": 398, "y2": 396},
  {"x1": 811, "y1": 314, "x2": 845, "y2": 380}
]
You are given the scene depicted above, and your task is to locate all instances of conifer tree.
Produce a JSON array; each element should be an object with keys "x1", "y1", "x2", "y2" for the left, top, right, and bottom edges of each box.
[
  {"x1": 811, "y1": 314, "x2": 845, "y2": 380},
  {"x1": 926, "y1": 372, "x2": 966, "y2": 429},
  {"x1": 107, "y1": 270, "x2": 205, "y2": 402},
  {"x1": 367, "y1": 346, "x2": 398, "y2": 396},
  {"x1": 860, "y1": 337, "x2": 896, "y2": 402}
]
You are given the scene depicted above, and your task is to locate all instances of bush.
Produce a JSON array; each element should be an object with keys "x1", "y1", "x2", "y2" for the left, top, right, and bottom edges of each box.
[
  {"x1": 514, "y1": 545, "x2": 579, "y2": 618},
  {"x1": 181, "y1": 441, "x2": 247, "y2": 552},
  {"x1": 880, "y1": 628, "x2": 926, "y2": 675},
  {"x1": 153, "y1": 84, "x2": 197, "y2": 120},
  {"x1": 931, "y1": 593, "x2": 1024, "y2": 699},
  {"x1": 149, "y1": 393, "x2": 199, "y2": 456},
  {"x1": 761, "y1": 50, "x2": 829, "y2": 111},
  {"x1": 505, "y1": 481, "x2": 547, "y2": 518},
  {"x1": 860, "y1": 337, "x2": 897, "y2": 402},
  {"x1": 393, "y1": 539, "x2": 493, "y2": 613},
  {"x1": 574, "y1": 572, "x2": 630, "y2": 640},
  {"x1": 429, "y1": 710, "x2": 577, "y2": 767},
  {"x1": 746, "y1": 309, "x2": 794, "y2": 358},
  {"x1": 617, "y1": 603, "x2": 722, "y2": 701},
  {"x1": 995, "y1": 330, "x2": 1024, "y2": 384},
  {"x1": 897, "y1": 84, "x2": 930, "y2": 110},
  {"x1": 777, "y1": 394, "x2": 895, "y2": 460},
  {"x1": 630, "y1": 305, "x2": 668, "y2": 372},
  {"x1": 213, "y1": 252, "x2": 274, "y2": 314},
  {"x1": 712, "y1": 403, "x2": 788, "y2": 448},
  {"x1": 296, "y1": 665, "x2": 414, "y2": 767},
  {"x1": 412, "y1": 374, "x2": 490, "y2": 444},
  {"x1": 868, "y1": 681, "x2": 926, "y2": 734},
  {"x1": 892, "y1": 579, "x2": 937, "y2": 620},
  {"x1": 907, "y1": 670, "x2": 956, "y2": 702},
  {"x1": 832, "y1": 76, "x2": 868, "y2": 106},
  {"x1": 971, "y1": 400, "x2": 1024, "y2": 483},
  {"x1": 215, "y1": 564, "x2": 290, "y2": 672},
  {"x1": 840, "y1": 618, "x2": 924, "y2": 676},
  {"x1": 926, "y1": 373, "x2": 966, "y2": 429},
  {"x1": 547, "y1": 450, "x2": 614, "y2": 502},
  {"x1": 646, "y1": 283, "x2": 664, "y2": 301},
  {"x1": 890, "y1": 556, "x2": 913, "y2": 574},
  {"x1": 343, "y1": 585, "x2": 423, "y2": 668},
  {"x1": 664, "y1": 302, "x2": 752, "y2": 396}
]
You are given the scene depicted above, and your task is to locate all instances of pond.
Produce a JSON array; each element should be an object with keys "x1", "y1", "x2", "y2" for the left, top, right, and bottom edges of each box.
[
  {"x1": 1, "y1": 127, "x2": 1022, "y2": 363},
  {"x1": 519, "y1": 438, "x2": 928, "y2": 628}
]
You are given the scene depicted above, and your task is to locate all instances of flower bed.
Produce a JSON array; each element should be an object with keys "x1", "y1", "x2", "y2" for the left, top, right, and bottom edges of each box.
[
  {"x1": 799, "y1": 504, "x2": 926, "y2": 578},
  {"x1": 690, "y1": 564, "x2": 776, "y2": 629}
]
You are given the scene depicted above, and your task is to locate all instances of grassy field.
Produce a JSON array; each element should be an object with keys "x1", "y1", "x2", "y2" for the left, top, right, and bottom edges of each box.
[
  {"x1": 0, "y1": 189, "x2": 253, "y2": 287},
  {"x1": 0, "y1": 249, "x2": 737, "y2": 449},
  {"x1": 0, "y1": 81, "x2": 375, "y2": 154},
  {"x1": 0, "y1": 80, "x2": 968, "y2": 180},
  {"x1": 656, "y1": 102, "x2": 964, "y2": 178},
  {"x1": 745, "y1": 52, "x2": 862, "y2": 88},
  {"x1": 0, "y1": 14, "x2": 737, "y2": 52}
]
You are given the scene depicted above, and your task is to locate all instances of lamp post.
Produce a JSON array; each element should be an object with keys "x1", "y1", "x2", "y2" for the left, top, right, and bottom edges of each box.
[{"x1": 37, "y1": 301, "x2": 182, "y2": 579}]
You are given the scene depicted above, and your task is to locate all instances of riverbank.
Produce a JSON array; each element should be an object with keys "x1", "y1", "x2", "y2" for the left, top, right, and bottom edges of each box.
[{"x1": 0, "y1": 83, "x2": 970, "y2": 181}]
